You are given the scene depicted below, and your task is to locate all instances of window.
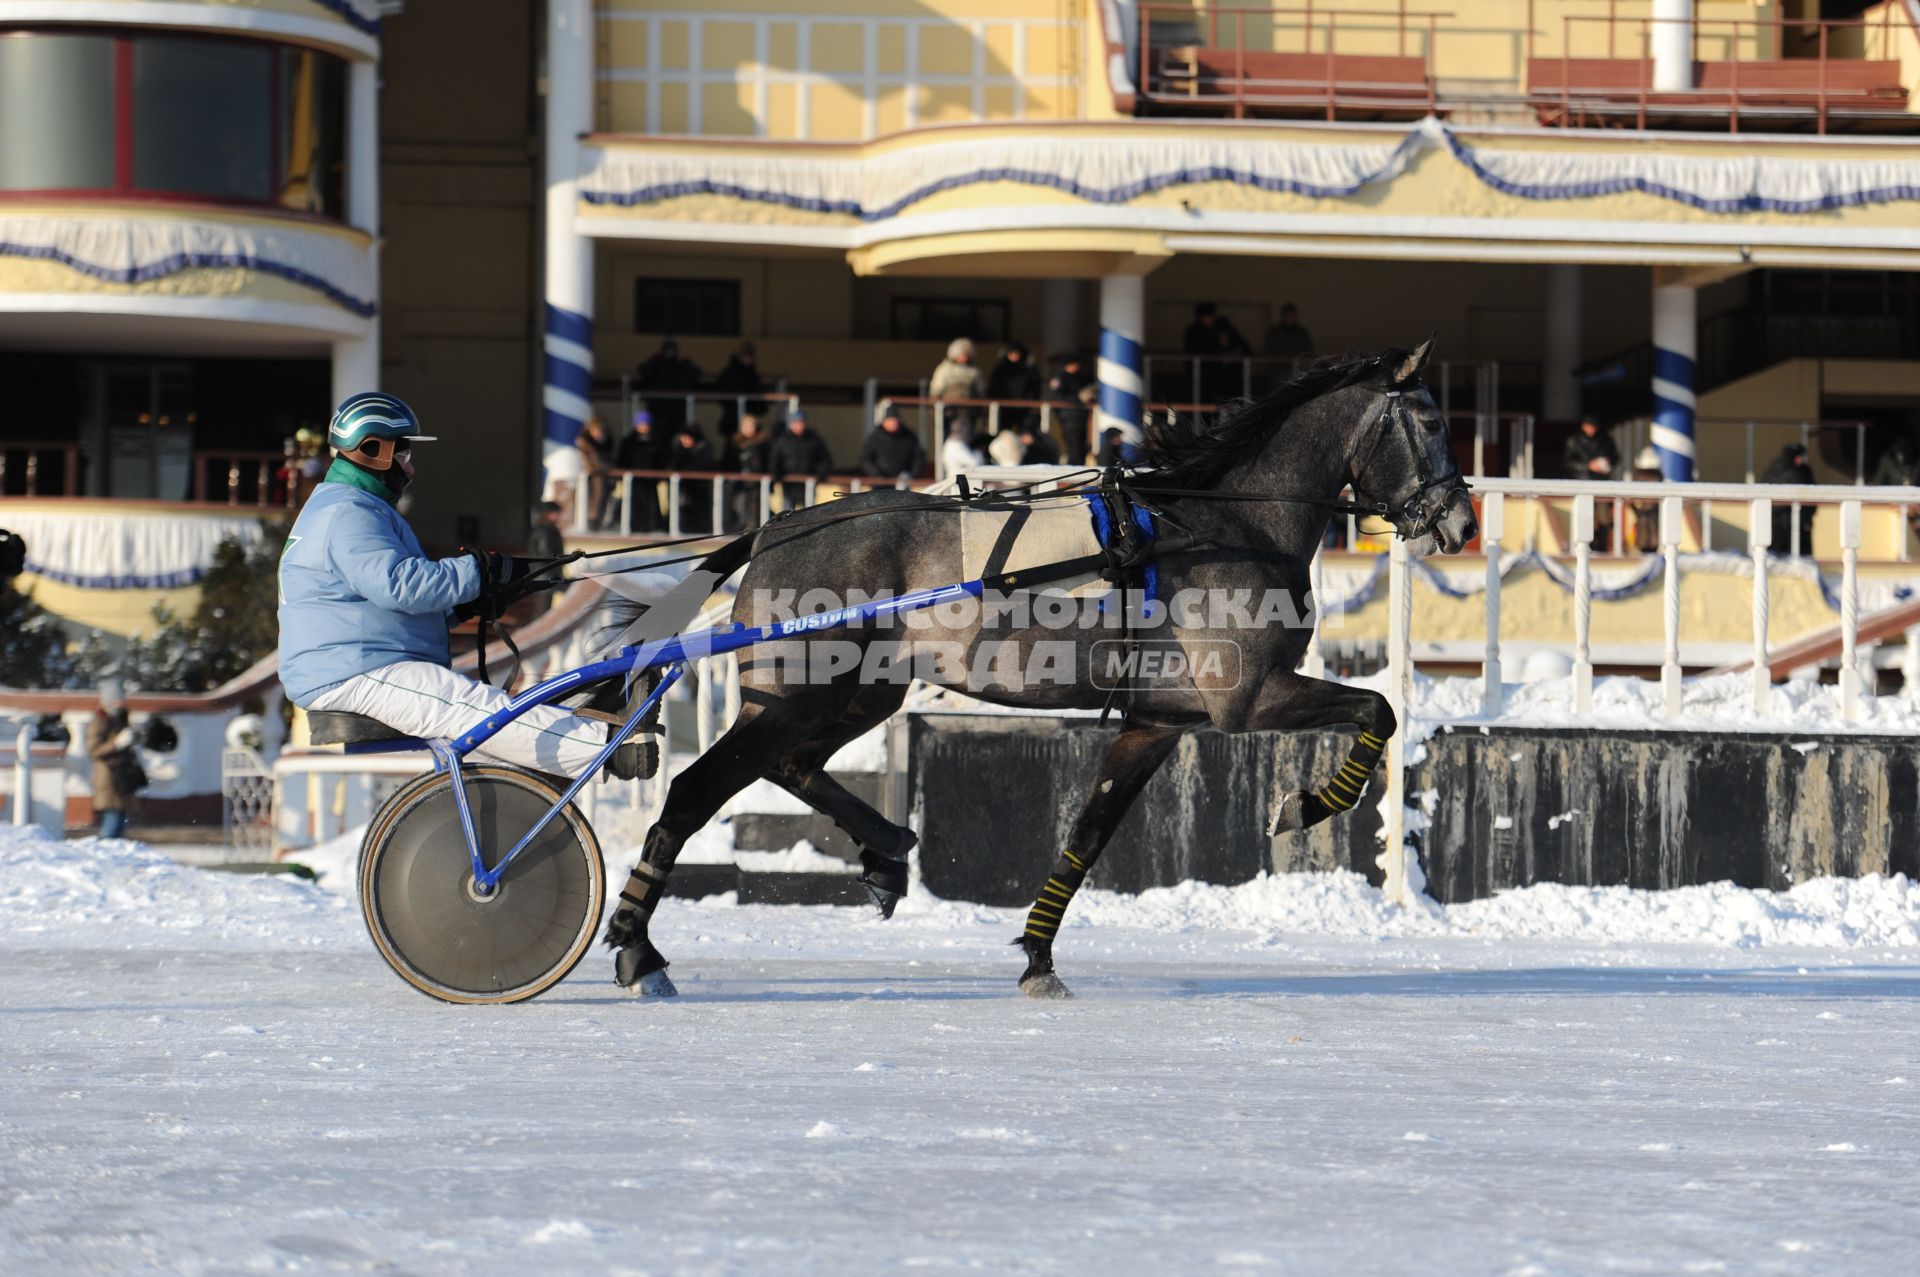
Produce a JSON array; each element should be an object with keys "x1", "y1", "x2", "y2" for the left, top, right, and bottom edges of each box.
[
  {"x1": 634, "y1": 278, "x2": 741, "y2": 336},
  {"x1": 889, "y1": 297, "x2": 1011, "y2": 344},
  {"x1": 0, "y1": 29, "x2": 347, "y2": 217},
  {"x1": 0, "y1": 35, "x2": 115, "y2": 190}
]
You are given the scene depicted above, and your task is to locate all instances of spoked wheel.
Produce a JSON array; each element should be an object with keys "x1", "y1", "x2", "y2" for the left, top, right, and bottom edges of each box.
[{"x1": 358, "y1": 766, "x2": 604, "y2": 1005}]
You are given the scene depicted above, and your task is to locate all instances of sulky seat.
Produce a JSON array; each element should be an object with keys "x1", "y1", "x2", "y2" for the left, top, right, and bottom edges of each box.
[{"x1": 307, "y1": 710, "x2": 416, "y2": 747}]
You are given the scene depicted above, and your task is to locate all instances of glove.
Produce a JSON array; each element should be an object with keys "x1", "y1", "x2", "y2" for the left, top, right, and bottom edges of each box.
[{"x1": 454, "y1": 548, "x2": 516, "y2": 622}]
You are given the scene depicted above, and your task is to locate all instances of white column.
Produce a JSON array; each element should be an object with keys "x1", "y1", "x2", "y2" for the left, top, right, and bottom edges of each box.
[
  {"x1": 1659, "y1": 495, "x2": 1684, "y2": 717},
  {"x1": 543, "y1": 0, "x2": 597, "y2": 467},
  {"x1": 1097, "y1": 272, "x2": 1146, "y2": 447},
  {"x1": 1651, "y1": 282, "x2": 1696, "y2": 482},
  {"x1": 1652, "y1": 0, "x2": 1694, "y2": 94},
  {"x1": 1542, "y1": 264, "x2": 1582, "y2": 424},
  {"x1": 332, "y1": 56, "x2": 382, "y2": 403}
]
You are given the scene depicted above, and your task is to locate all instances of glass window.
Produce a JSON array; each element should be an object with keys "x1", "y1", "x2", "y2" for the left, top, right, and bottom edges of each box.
[
  {"x1": 635, "y1": 278, "x2": 743, "y2": 336},
  {"x1": 277, "y1": 49, "x2": 346, "y2": 216},
  {"x1": 0, "y1": 34, "x2": 116, "y2": 191},
  {"x1": 133, "y1": 37, "x2": 274, "y2": 203}
]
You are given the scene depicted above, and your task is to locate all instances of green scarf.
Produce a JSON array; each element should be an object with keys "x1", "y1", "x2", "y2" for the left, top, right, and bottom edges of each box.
[{"x1": 323, "y1": 456, "x2": 397, "y2": 506}]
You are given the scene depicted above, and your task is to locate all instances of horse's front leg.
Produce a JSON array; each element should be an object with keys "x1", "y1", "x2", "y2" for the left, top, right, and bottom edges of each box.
[
  {"x1": 1016, "y1": 719, "x2": 1189, "y2": 999},
  {"x1": 1235, "y1": 671, "x2": 1397, "y2": 834}
]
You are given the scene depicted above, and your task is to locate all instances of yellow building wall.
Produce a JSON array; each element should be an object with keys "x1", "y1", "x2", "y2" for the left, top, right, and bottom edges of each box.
[{"x1": 596, "y1": 0, "x2": 1086, "y2": 139}]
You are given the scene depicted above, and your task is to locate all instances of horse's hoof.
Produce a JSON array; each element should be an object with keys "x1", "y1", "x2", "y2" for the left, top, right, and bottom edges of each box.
[
  {"x1": 633, "y1": 969, "x2": 678, "y2": 998},
  {"x1": 1268, "y1": 790, "x2": 1308, "y2": 835},
  {"x1": 614, "y1": 942, "x2": 674, "y2": 996},
  {"x1": 1020, "y1": 971, "x2": 1073, "y2": 1000},
  {"x1": 858, "y1": 847, "x2": 910, "y2": 921}
]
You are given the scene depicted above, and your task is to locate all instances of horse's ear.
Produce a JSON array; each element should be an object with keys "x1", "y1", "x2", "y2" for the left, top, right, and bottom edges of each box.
[{"x1": 1392, "y1": 337, "x2": 1434, "y2": 384}]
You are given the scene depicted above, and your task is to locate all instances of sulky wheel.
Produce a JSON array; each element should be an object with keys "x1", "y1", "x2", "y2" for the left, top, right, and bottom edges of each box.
[{"x1": 358, "y1": 765, "x2": 604, "y2": 1005}]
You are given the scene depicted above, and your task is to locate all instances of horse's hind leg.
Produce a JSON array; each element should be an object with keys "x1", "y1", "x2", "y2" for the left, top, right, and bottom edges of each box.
[
  {"x1": 766, "y1": 681, "x2": 914, "y2": 917},
  {"x1": 603, "y1": 686, "x2": 853, "y2": 995},
  {"x1": 1017, "y1": 719, "x2": 1187, "y2": 999}
]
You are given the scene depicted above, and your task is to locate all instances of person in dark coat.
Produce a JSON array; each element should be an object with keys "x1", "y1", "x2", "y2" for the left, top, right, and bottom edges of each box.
[
  {"x1": 1761, "y1": 441, "x2": 1818, "y2": 555},
  {"x1": 1262, "y1": 302, "x2": 1314, "y2": 365},
  {"x1": 722, "y1": 414, "x2": 772, "y2": 530},
  {"x1": 1182, "y1": 302, "x2": 1252, "y2": 404},
  {"x1": 1017, "y1": 422, "x2": 1061, "y2": 467},
  {"x1": 1563, "y1": 418, "x2": 1619, "y2": 551},
  {"x1": 615, "y1": 411, "x2": 669, "y2": 532},
  {"x1": 769, "y1": 409, "x2": 833, "y2": 512},
  {"x1": 633, "y1": 337, "x2": 703, "y2": 434},
  {"x1": 1046, "y1": 353, "x2": 1095, "y2": 464},
  {"x1": 525, "y1": 501, "x2": 568, "y2": 611},
  {"x1": 713, "y1": 341, "x2": 766, "y2": 434},
  {"x1": 669, "y1": 424, "x2": 716, "y2": 533},
  {"x1": 986, "y1": 341, "x2": 1043, "y2": 435},
  {"x1": 858, "y1": 403, "x2": 926, "y2": 481}
]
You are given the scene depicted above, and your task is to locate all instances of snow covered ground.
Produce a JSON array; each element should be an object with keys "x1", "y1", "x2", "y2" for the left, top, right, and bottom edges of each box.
[{"x1": 4, "y1": 827, "x2": 1919, "y2": 1275}]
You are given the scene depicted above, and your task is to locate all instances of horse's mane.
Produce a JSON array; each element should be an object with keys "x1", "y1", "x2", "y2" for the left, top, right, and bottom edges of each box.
[{"x1": 1135, "y1": 348, "x2": 1409, "y2": 489}]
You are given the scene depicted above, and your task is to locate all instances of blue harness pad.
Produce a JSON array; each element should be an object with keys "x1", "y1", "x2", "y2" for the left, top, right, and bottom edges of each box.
[{"x1": 1083, "y1": 494, "x2": 1158, "y2": 603}]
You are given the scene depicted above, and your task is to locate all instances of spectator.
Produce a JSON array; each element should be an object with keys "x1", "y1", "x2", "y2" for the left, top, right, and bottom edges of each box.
[
  {"x1": 1094, "y1": 426, "x2": 1129, "y2": 468},
  {"x1": 1182, "y1": 302, "x2": 1252, "y2": 404},
  {"x1": 858, "y1": 403, "x2": 927, "y2": 481},
  {"x1": 87, "y1": 691, "x2": 141, "y2": 839},
  {"x1": 633, "y1": 336, "x2": 703, "y2": 434},
  {"x1": 1018, "y1": 422, "x2": 1061, "y2": 467},
  {"x1": 1872, "y1": 432, "x2": 1919, "y2": 486},
  {"x1": 670, "y1": 424, "x2": 716, "y2": 534},
  {"x1": 769, "y1": 409, "x2": 833, "y2": 512},
  {"x1": 930, "y1": 337, "x2": 986, "y2": 437},
  {"x1": 615, "y1": 410, "x2": 669, "y2": 532},
  {"x1": 941, "y1": 416, "x2": 986, "y2": 477},
  {"x1": 713, "y1": 340, "x2": 767, "y2": 434},
  {"x1": 723, "y1": 413, "x2": 772, "y2": 530},
  {"x1": 577, "y1": 416, "x2": 615, "y2": 530},
  {"x1": 1761, "y1": 441, "x2": 1818, "y2": 554},
  {"x1": 525, "y1": 501, "x2": 568, "y2": 611},
  {"x1": 1046, "y1": 353, "x2": 1096, "y2": 464},
  {"x1": 1262, "y1": 302, "x2": 1314, "y2": 364},
  {"x1": 987, "y1": 424, "x2": 1025, "y2": 467},
  {"x1": 986, "y1": 340, "x2": 1042, "y2": 435},
  {"x1": 1563, "y1": 418, "x2": 1618, "y2": 551},
  {"x1": 1628, "y1": 446, "x2": 1663, "y2": 554}
]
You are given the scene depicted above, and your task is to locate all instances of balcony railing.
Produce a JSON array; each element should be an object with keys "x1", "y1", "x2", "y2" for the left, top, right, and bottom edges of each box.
[
  {"x1": 0, "y1": 442, "x2": 79, "y2": 497},
  {"x1": 1528, "y1": 9, "x2": 1908, "y2": 134}
]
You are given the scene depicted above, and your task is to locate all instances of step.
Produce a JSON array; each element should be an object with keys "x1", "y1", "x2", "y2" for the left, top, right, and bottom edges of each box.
[
  {"x1": 730, "y1": 812, "x2": 860, "y2": 860},
  {"x1": 736, "y1": 870, "x2": 869, "y2": 907},
  {"x1": 662, "y1": 863, "x2": 740, "y2": 900}
]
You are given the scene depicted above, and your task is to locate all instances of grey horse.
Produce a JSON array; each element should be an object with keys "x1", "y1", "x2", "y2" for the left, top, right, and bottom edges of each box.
[{"x1": 601, "y1": 341, "x2": 1477, "y2": 998}]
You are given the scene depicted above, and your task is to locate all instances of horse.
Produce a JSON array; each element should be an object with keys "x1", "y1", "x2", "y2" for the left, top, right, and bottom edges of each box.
[{"x1": 598, "y1": 340, "x2": 1477, "y2": 998}]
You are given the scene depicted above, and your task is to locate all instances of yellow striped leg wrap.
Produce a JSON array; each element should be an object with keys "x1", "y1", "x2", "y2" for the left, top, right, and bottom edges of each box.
[
  {"x1": 1314, "y1": 730, "x2": 1387, "y2": 815},
  {"x1": 1023, "y1": 850, "x2": 1089, "y2": 942}
]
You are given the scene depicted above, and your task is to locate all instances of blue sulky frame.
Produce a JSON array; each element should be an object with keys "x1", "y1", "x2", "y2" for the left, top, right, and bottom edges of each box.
[{"x1": 347, "y1": 578, "x2": 989, "y2": 896}]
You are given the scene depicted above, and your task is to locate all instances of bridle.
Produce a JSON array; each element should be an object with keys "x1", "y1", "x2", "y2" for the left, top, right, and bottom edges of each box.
[{"x1": 1343, "y1": 385, "x2": 1471, "y2": 543}]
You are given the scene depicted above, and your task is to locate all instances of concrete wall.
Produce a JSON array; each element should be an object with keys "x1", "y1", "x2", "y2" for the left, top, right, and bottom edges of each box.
[{"x1": 906, "y1": 713, "x2": 1920, "y2": 906}]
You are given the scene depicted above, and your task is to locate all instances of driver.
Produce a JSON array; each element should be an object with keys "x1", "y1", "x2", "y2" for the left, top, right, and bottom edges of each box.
[{"x1": 278, "y1": 392, "x2": 655, "y2": 780}]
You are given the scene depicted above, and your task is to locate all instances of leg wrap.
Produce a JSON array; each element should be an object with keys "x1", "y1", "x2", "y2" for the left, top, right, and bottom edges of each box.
[
  {"x1": 1313, "y1": 730, "x2": 1386, "y2": 816},
  {"x1": 1022, "y1": 849, "x2": 1090, "y2": 944},
  {"x1": 604, "y1": 857, "x2": 671, "y2": 949}
]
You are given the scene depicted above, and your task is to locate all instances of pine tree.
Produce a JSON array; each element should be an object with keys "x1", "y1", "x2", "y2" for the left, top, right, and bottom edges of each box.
[{"x1": 0, "y1": 582, "x2": 74, "y2": 689}]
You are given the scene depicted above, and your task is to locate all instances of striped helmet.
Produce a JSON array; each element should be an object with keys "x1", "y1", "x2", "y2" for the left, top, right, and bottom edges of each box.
[{"x1": 328, "y1": 393, "x2": 435, "y2": 471}]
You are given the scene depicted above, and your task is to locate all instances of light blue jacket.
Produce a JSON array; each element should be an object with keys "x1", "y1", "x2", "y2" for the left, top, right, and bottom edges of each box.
[{"x1": 277, "y1": 462, "x2": 481, "y2": 705}]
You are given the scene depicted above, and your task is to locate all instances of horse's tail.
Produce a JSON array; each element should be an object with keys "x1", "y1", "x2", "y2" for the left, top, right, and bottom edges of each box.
[
  {"x1": 695, "y1": 527, "x2": 758, "y2": 582},
  {"x1": 584, "y1": 529, "x2": 759, "y2": 664}
]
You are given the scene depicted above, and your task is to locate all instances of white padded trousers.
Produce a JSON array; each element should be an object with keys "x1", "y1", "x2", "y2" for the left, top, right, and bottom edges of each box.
[{"x1": 308, "y1": 660, "x2": 610, "y2": 777}]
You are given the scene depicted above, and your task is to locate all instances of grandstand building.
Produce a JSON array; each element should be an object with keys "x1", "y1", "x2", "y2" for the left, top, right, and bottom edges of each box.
[{"x1": 4, "y1": 0, "x2": 1919, "y2": 553}]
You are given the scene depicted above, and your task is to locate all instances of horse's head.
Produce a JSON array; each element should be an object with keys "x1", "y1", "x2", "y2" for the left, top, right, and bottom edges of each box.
[{"x1": 1346, "y1": 340, "x2": 1478, "y2": 556}]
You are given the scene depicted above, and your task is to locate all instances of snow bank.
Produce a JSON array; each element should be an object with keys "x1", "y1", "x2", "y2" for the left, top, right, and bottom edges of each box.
[
  {"x1": 1064, "y1": 871, "x2": 1920, "y2": 950},
  {"x1": 6, "y1": 825, "x2": 1918, "y2": 955},
  {"x1": 0, "y1": 826, "x2": 356, "y2": 949}
]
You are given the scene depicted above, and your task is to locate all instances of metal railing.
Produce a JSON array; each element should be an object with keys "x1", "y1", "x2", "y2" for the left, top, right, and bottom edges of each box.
[
  {"x1": 616, "y1": 384, "x2": 799, "y2": 433},
  {"x1": 1538, "y1": 9, "x2": 1906, "y2": 134},
  {"x1": 1138, "y1": 2, "x2": 1445, "y2": 120},
  {"x1": 0, "y1": 442, "x2": 80, "y2": 497},
  {"x1": 574, "y1": 468, "x2": 918, "y2": 537},
  {"x1": 190, "y1": 450, "x2": 298, "y2": 509}
]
